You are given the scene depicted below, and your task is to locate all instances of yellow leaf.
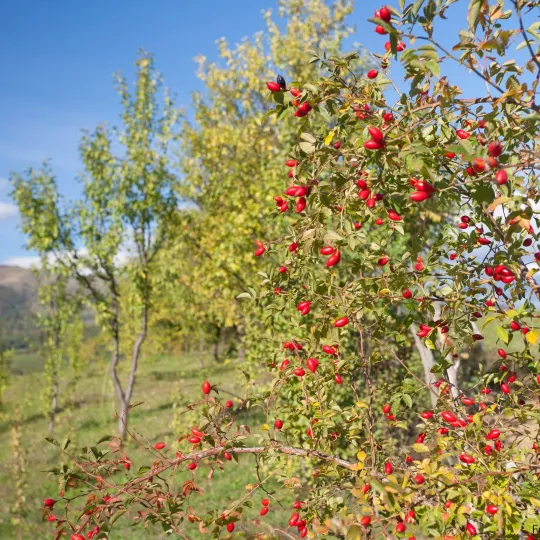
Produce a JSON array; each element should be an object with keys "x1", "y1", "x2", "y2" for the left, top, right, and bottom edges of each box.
[
  {"x1": 357, "y1": 450, "x2": 367, "y2": 462},
  {"x1": 530, "y1": 497, "x2": 540, "y2": 508},
  {"x1": 505, "y1": 309, "x2": 518, "y2": 319},
  {"x1": 325, "y1": 129, "x2": 336, "y2": 146},
  {"x1": 526, "y1": 328, "x2": 539, "y2": 345},
  {"x1": 412, "y1": 443, "x2": 430, "y2": 453},
  {"x1": 487, "y1": 196, "x2": 511, "y2": 212},
  {"x1": 379, "y1": 288, "x2": 392, "y2": 295},
  {"x1": 261, "y1": 424, "x2": 269, "y2": 431}
]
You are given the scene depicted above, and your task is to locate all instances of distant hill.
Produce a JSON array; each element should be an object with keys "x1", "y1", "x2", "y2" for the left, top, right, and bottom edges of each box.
[{"x1": 0, "y1": 265, "x2": 39, "y2": 349}]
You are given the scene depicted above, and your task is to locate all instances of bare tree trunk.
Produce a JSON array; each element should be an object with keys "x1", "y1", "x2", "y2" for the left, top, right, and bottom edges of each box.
[
  {"x1": 213, "y1": 326, "x2": 221, "y2": 362},
  {"x1": 48, "y1": 368, "x2": 58, "y2": 434},
  {"x1": 48, "y1": 333, "x2": 60, "y2": 434},
  {"x1": 411, "y1": 324, "x2": 438, "y2": 407},
  {"x1": 199, "y1": 327, "x2": 204, "y2": 369},
  {"x1": 236, "y1": 323, "x2": 245, "y2": 364},
  {"x1": 120, "y1": 305, "x2": 148, "y2": 439}
]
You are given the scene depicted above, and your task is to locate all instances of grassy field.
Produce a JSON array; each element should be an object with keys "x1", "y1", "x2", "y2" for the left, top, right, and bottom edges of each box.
[{"x1": 0, "y1": 349, "x2": 296, "y2": 539}]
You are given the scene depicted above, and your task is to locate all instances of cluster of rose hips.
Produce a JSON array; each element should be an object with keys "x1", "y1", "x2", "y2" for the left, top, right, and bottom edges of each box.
[
  {"x1": 371, "y1": 6, "x2": 407, "y2": 53},
  {"x1": 266, "y1": 75, "x2": 311, "y2": 117}
]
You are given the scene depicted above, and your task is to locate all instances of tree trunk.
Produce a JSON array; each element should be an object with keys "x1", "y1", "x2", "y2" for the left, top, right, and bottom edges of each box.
[
  {"x1": 48, "y1": 367, "x2": 58, "y2": 434},
  {"x1": 213, "y1": 326, "x2": 221, "y2": 362},
  {"x1": 236, "y1": 323, "x2": 245, "y2": 364},
  {"x1": 411, "y1": 324, "x2": 438, "y2": 407},
  {"x1": 48, "y1": 332, "x2": 60, "y2": 434},
  {"x1": 199, "y1": 327, "x2": 204, "y2": 369},
  {"x1": 109, "y1": 313, "x2": 128, "y2": 438},
  {"x1": 121, "y1": 305, "x2": 149, "y2": 439}
]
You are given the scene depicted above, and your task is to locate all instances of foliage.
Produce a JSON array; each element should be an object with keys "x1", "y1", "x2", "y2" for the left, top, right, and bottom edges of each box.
[
  {"x1": 13, "y1": 0, "x2": 540, "y2": 539},
  {"x1": 11, "y1": 54, "x2": 181, "y2": 437},
  {"x1": 152, "y1": 0, "x2": 364, "y2": 364}
]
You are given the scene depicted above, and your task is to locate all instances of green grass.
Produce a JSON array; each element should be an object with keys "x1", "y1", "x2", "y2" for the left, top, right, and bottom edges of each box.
[{"x1": 0, "y1": 350, "x2": 294, "y2": 539}]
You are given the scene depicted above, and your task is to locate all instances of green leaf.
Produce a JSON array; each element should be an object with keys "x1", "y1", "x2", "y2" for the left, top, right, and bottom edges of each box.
[{"x1": 496, "y1": 326, "x2": 509, "y2": 344}]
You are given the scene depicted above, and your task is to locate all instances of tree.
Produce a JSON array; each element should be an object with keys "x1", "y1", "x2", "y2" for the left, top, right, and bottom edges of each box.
[
  {"x1": 34, "y1": 260, "x2": 83, "y2": 433},
  {"x1": 45, "y1": 1, "x2": 540, "y2": 538},
  {"x1": 11, "y1": 54, "x2": 181, "y2": 438},
  {"x1": 153, "y1": 0, "x2": 362, "y2": 364}
]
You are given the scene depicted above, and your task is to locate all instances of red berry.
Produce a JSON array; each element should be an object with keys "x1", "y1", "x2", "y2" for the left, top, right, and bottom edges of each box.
[
  {"x1": 202, "y1": 381, "x2": 211, "y2": 395},
  {"x1": 414, "y1": 474, "x2": 425, "y2": 484},
  {"x1": 360, "y1": 515, "x2": 372, "y2": 526},
  {"x1": 289, "y1": 513, "x2": 300, "y2": 526},
  {"x1": 266, "y1": 81, "x2": 281, "y2": 92},
  {"x1": 225, "y1": 400, "x2": 233, "y2": 408},
  {"x1": 488, "y1": 141, "x2": 502, "y2": 157},
  {"x1": 44, "y1": 498, "x2": 55, "y2": 508},
  {"x1": 456, "y1": 129, "x2": 471, "y2": 139},
  {"x1": 410, "y1": 191, "x2": 430, "y2": 202},
  {"x1": 367, "y1": 69, "x2": 378, "y2": 79},
  {"x1": 486, "y1": 505, "x2": 498, "y2": 515},
  {"x1": 368, "y1": 126, "x2": 384, "y2": 143},
  {"x1": 385, "y1": 461, "x2": 393, "y2": 474},
  {"x1": 227, "y1": 522, "x2": 235, "y2": 532},
  {"x1": 466, "y1": 522, "x2": 477, "y2": 535},
  {"x1": 262, "y1": 498, "x2": 270, "y2": 507},
  {"x1": 334, "y1": 317, "x2": 349, "y2": 328},
  {"x1": 379, "y1": 6, "x2": 391, "y2": 21},
  {"x1": 188, "y1": 462, "x2": 197, "y2": 470},
  {"x1": 441, "y1": 411, "x2": 457, "y2": 423},
  {"x1": 364, "y1": 140, "x2": 385, "y2": 150},
  {"x1": 260, "y1": 506, "x2": 269, "y2": 516},
  {"x1": 274, "y1": 419, "x2": 283, "y2": 430},
  {"x1": 154, "y1": 442, "x2": 166, "y2": 450},
  {"x1": 459, "y1": 453, "x2": 475, "y2": 464},
  {"x1": 494, "y1": 169, "x2": 508, "y2": 185}
]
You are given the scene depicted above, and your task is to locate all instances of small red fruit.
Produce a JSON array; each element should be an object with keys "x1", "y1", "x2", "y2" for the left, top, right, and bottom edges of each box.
[
  {"x1": 466, "y1": 522, "x2": 477, "y2": 535},
  {"x1": 456, "y1": 129, "x2": 471, "y2": 139},
  {"x1": 414, "y1": 474, "x2": 425, "y2": 484},
  {"x1": 367, "y1": 69, "x2": 378, "y2": 79},
  {"x1": 202, "y1": 381, "x2": 211, "y2": 395},
  {"x1": 360, "y1": 515, "x2": 372, "y2": 526},
  {"x1": 274, "y1": 419, "x2": 283, "y2": 430},
  {"x1": 385, "y1": 461, "x2": 393, "y2": 474},
  {"x1": 260, "y1": 506, "x2": 269, "y2": 516},
  {"x1": 410, "y1": 191, "x2": 430, "y2": 202},
  {"x1": 266, "y1": 81, "x2": 281, "y2": 92},
  {"x1": 488, "y1": 140, "x2": 502, "y2": 157},
  {"x1": 154, "y1": 442, "x2": 166, "y2": 450},
  {"x1": 364, "y1": 140, "x2": 385, "y2": 150},
  {"x1": 486, "y1": 505, "x2": 498, "y2": 515},
  {"x1": 368, "y1": 126, "x2": 384, "y2": 143},
  {"x1": 227, "y1": 522, "x2": 235, "y2": 533},
  {"x1": 44, "y1": 498, "x2": 55, "y2": 508},
  {"x1": 334, "y1": 317, "x2": 349, "y2": 328},
  {"x1": 379, "y1": 6, "x2": 391, "y2": 21}
]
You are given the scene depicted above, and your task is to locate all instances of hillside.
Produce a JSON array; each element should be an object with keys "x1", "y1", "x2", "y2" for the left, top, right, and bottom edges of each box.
[{"x1": 0, "y1": 265, "x2": 38, "y2": 349}]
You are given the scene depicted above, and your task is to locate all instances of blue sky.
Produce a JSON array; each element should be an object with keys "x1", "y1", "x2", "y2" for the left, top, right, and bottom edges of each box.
[{"x1": 0, "y1": 0, "x2": 487, "y2": 265}]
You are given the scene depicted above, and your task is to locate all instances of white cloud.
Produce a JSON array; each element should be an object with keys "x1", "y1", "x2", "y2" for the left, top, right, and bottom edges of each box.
[
  {"x1": 0, "y1": 202, "x2": 17, "y2": 220},
  {"x1": 2, "y1": 255, "x2": 40, "y2": 268}
]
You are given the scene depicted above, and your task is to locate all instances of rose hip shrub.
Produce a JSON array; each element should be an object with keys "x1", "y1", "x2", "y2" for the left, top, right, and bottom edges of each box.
[{"x1": 46, "y1": 2, "x2": 540, "y2": 539}]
